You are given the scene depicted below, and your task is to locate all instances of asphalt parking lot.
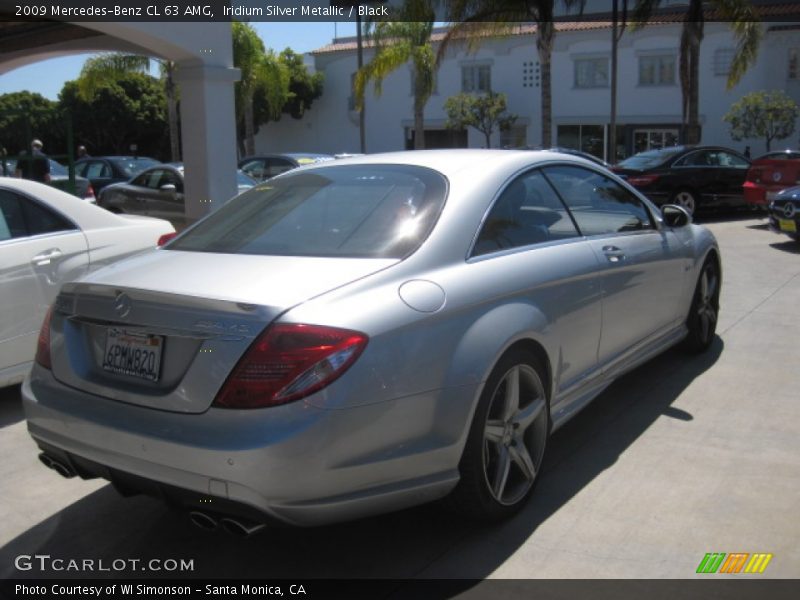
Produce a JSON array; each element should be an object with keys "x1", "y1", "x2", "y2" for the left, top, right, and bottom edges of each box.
[{"x1": 1, "y1": 212, "x2": 798, "y2": 582}]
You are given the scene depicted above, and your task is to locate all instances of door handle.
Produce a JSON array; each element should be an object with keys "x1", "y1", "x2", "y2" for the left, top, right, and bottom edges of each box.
[
  {"x1": 602, "y1": 245, "x2": 626, "y2": 262},
  {"x1": 31, "y1": 248, "x2": 63, "y2": 266}
]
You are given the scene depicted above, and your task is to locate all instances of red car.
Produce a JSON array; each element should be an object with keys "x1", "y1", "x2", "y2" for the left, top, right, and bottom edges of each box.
[{"x1": 743, "y1": 150, "x2": 800, "y2": 207}]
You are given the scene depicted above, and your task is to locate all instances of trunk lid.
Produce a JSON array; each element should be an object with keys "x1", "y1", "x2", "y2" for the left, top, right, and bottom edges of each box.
[{"x1": 50, "y1": 250, "x2": 396, "y2": 413}]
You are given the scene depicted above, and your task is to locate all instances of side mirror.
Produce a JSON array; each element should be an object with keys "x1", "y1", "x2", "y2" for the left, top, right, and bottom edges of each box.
[
  {"x1": 662, "y1": 204, "x2": 692, "y2": 228},
  {"x1": 160, "y1": 183, "x2": 177, "y2": 194}
]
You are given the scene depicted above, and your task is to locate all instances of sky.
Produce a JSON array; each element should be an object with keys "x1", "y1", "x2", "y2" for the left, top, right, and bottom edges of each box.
[{"x1": 0, "y1": 22, "x2": 357, "y2": 100}]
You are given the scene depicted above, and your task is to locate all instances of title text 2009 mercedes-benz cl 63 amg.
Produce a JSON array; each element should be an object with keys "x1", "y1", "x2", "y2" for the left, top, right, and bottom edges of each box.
[{"x1": 23, "y1": 150, "x2": 720, "y2": 533}]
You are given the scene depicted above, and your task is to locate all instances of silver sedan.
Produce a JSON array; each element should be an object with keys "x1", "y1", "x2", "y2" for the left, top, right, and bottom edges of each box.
[{"x1": 23, "y1": 150, "x2": 720, "y2": 532}]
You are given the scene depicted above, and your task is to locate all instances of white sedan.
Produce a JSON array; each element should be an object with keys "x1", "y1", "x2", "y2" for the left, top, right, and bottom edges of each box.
[{"x1": 1, "y1": 178, "x2": 175, "y2": 387}]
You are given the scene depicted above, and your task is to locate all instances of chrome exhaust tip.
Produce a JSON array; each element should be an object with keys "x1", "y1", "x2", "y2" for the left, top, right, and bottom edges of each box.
[
  {"x1": 38, "y1": 453, "x2": 76, "y2": 478},
  {"x1": 188, "y1": 511, "x2": 219, "y2": 531},
  {"x1": 220, "y1": 517, "x2": 266, "y2": 538}
]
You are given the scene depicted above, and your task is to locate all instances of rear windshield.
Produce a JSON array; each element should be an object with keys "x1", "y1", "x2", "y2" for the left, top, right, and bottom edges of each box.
[
  {"x1": 168, "y1": 165, "x2": 448, "y2": 259},
  {"x1": 617, "y1": 147, "x2": 684, "y2": 170}
]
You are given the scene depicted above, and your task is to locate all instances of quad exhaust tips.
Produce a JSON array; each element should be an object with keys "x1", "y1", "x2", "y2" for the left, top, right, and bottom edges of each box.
[
  {"x1": 38, "y1": 453, "x2": 76, "y2": 478},
  {"x1": 188, "y1": 511, "x2": 266, "y2": 537}
]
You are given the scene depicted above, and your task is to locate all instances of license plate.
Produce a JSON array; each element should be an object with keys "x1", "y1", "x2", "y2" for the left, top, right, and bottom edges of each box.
[
  {"x1": 779, "y1": 218, "x2": 797, "y2": 233},
  {"x1": 102, "y1": 329, "x2": 163, "y2": 382}
]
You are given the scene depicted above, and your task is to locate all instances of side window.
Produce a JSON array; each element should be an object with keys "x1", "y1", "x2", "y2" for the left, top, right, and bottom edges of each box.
[
  {"x1": 0, "y1": 191, "x2": 27, "y2": 240},
  {"x1": 718, "y1": 152, "x2": 749, "y2": 168},
  {"x1": 75, "y1": 162, "x2": 89, "y2": 177},
  {"x1": 543, "y1": 165, "x2": 654, "y2": 236},
  {"x1": 473, "y1": 170, "x2": 580, "y2": 256},
  {"x1": 675, "y1": 151, "x2": 711, "y2": 167},
  {"x1": 241, "y1": 160, "x2": 266, "y2": 181},
  {"x1": 86, "y1": 162, "x2": 106, "y2": 178},
  {"x1": 145, "y1": 169, "x2": 165, "y2": 189},
  {"x1": 266, "y1": 158, "x2": 295, "y2": 178},
  {"x1": 131, "y1": 171, "x2": 151, "y2": 187}
]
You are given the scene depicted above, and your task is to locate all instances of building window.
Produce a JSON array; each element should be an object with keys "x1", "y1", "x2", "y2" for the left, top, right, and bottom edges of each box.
[
  {"x1": 639, "y1": 54, "x2": 675, "y2": 86},
  {"x1": 790, "y1": 48, "x2": 799, "y2": 80},
  {"x1": 574, "y1": 57, "x2": 609, "y2": 89},
  {"x1": 461, "y1": 63, "x2": 491, "y2": 93},
  {"x1": 713, "y1": 48, "x2": 735, "y2": 76},
  {"x1": 500, "y1": 124, "x2": 528, "y2": 148}
]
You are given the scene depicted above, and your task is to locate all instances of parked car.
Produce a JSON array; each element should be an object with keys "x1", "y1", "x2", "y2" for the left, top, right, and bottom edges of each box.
[
  {"x1": 743, "y1": 150, "x2": 800, "y2": 208},
  {"x1": 613, "y1": 146, "x2": 751, "y2": 214},
  {"x1": 75, "y1": 156, "x2": 160, "y2": 195},
  {"x1": 98, "y1": 163, "x2": 256, "y2": 228},
  {"x1": 0, "y1": 178, "x2": 174, "y2": 388},
  {"x1": 2, "y1": 157, "x2": 95, "y2": 202},
  {"x1": 767, "y1": 185, "x2": 800, "y2": 242},
  {"x1": 23, "y1": 150, "x2": 720, "y2": 532},
  {"x1": 238, "y1": 153, "x2": 334, "y2": 182}
]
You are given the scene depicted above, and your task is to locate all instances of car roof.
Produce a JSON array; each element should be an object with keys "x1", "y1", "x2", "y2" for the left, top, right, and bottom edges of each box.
[
  {"x1": 0, "y1": 178, "x2": 125, "y2": 229},
  {"x1": 286, "y1": 148, "x2": 605, "y2": 181}
]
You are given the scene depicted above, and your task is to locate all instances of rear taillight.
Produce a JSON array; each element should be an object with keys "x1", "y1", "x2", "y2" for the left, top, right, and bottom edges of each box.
[
  {"x1": 157, "y1": 232, "x2": 178, "y2": 247},
  {"x1": 35, "y1": 306, "x2": 54, "y2": 370},
  {"x1": 213, "y1": 324, "x2": 368, "y2": 409},
  {"x1": 85, "y1": 184, "x2": 95, "y2": 200},
  {"x1": 626, "y1": 174, "x2": 660, "y2": 186}
]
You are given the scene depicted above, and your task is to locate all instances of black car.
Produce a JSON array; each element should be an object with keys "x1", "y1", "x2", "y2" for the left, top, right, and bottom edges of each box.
[
  {"x1": 75, "y1": 156, "x2": 160, "y2": 194},
  {"x1": 768, "y1": 185, "x2": 800, "y2": 242},
  {"x1": 238, "y1": 153, "x2": 334, "y2": 182},
  {"x1": 613, "y1": 146, "x2": 751, "y2": 214}
]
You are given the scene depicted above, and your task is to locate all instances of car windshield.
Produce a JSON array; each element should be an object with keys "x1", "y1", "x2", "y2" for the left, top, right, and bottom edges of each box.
[
  {"x1": 112, "y1": 158, "x2": 160, "y2": 177},
  {"x1": 168, "y1": 165, "x2": 448, "y2": 259},
  {"x1": 618, "y1": 147, "x2": 684, "y2": 170}
]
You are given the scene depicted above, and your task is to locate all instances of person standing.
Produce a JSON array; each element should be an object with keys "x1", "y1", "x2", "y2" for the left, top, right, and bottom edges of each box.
[
  {"x1": 77, "y1": 145, "x2": 89, "y2": 159},
  {"x1": 15, "y1": 139, "x2": 51, "y2": 183}
]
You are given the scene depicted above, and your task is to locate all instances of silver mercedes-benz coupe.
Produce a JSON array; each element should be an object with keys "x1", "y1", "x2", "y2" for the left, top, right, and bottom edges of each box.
[{"x1": 23, "y1": 150, "x2": 720, "y2": 533}]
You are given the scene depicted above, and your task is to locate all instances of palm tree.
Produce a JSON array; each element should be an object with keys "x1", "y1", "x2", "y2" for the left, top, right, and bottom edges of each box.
[
  {"x1": 232, "y1": 23, "x2": 289, "y2": 158},
  {"x1": 632, "y1": 0, "x2": 762, "y2": 145},
  {"x1": 77, "y1": 53, "x2": 180, "y2": 161},
  {"x1": 440, "y1": 1, "x2": 585, "y2": 149},
  {"x1": 354, "y1": 0, "x2": 437, "y2": 150}
]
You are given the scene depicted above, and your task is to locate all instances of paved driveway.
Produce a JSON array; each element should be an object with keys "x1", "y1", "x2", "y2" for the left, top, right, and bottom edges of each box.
[{"x1": 1, "y1": 214, "x2": 798, "y2": 581}]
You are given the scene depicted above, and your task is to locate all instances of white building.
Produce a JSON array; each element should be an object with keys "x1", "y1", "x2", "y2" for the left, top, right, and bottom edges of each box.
[{"x1": 254, "y1": 10, "x2": 800, "y2": 161}]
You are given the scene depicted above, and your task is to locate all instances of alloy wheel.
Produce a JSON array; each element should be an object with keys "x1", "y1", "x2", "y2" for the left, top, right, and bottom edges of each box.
[{"x1": 482, "y1": 364, "x2": 548, "y2": 506}]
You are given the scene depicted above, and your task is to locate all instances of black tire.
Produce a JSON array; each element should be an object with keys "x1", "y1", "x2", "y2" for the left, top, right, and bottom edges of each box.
[
  {"x1": 682, "y1": 257, "x2": 720, "y2": 353},
  {"x1": 671, "y1": 189, "x2": 698, "y2": 215},
  {"x1": 447, "y1": 348, "x2": 550, "y2": 521}
]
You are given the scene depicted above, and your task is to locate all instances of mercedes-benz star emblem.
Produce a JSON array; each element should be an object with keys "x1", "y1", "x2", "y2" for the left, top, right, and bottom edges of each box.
[
  {"x1": 784, "y1": 203, "x2": 796, "y2": 219},
  {"x1": 772, "y1": 172, "x2": 783, "y2": 182},
  {"x1": 114, "y1": 292, "x2": 132, "y2": 319}
]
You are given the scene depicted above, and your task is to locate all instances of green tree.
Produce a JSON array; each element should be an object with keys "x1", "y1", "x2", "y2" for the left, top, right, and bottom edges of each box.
[
  {"x1": 632, "y1": 0, "x2": 762, "y2": 145},
  {"x1": 724, "y1": 91, "x2": 798, "y2": 152},
  {"x1": 0, "y1": 92, "x2": 62, "y2": 157},
  {"x1": 445, "y1": 91, "x2": 518, "y2": 148},
  {"x1": 232, "y1": 22, "x2": 289, "y2": 157},
  {"x1": 354, "y1": 0, "x2": 437, "y2": 149},
  {"x1": 440, "y1": 1, "x2": 585, "y2": 149},
  {"x1": 278, "y1": 48, "x2": 324, "y2": 119},
  {"x1": 59, "y1": 74, "x2": 169, "y2": 157},
  {"x1": 77, "y1": 53, "x2": 180, "y2": 161}
]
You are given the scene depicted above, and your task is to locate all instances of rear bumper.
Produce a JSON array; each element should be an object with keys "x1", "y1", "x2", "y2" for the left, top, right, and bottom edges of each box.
[{"x1": 22, "y1": 368, "x2": 471, "y2": 526}]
